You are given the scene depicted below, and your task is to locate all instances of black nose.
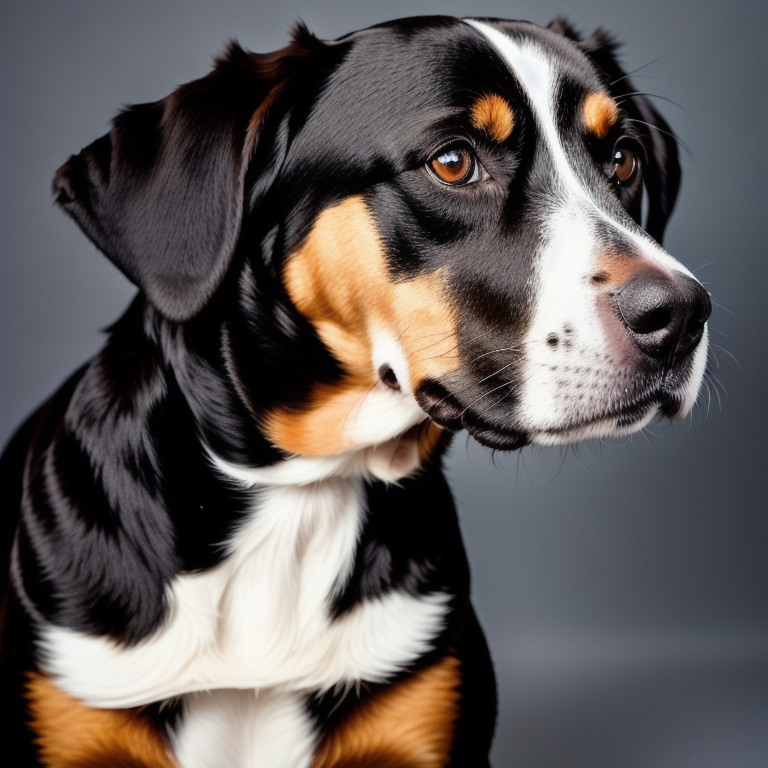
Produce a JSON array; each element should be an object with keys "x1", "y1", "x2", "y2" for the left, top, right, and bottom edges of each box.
[{"x1": 616, "y1": 272, "x2": 711, "y2": 360}]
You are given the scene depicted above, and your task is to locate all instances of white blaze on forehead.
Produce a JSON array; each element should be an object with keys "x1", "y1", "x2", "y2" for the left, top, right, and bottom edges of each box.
[
  {"x1": 465, "y1": 19, "x2": 692, "y2": 280},
  {"x1": 464, "y1": 19, "x2": 708, "y2": 437}
]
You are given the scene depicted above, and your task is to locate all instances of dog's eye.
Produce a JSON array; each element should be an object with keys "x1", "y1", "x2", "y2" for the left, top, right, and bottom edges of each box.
[
  {"x1": 612, "y1": 146, "x2": 637, "y2": 185},
  {"x1": 428, "y1": 147, "x2": 484, "y2": 186}
]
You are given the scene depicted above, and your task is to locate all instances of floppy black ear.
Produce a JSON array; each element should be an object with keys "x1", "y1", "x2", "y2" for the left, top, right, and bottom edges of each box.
[
  {"x1": 53, "y1": 35, "x2": 320, "y2": 321},
  {"x1": 549, "y1": 20, "x2": 682, "y2": 243}
]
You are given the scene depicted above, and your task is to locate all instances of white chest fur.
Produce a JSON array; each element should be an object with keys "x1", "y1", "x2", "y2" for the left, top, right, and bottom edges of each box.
[{"x1": 41, "y1": 459, "x2": 450, "y2": 710}]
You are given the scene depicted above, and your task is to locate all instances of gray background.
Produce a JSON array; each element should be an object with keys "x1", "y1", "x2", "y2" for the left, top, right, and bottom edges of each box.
[{"x1": 1, "y1": 1, "x2": 766, "y2": 766}]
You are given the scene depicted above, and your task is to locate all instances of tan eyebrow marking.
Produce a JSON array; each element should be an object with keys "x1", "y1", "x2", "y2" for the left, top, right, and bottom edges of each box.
[
  {"x1": 470, "y1": 93, "x2": 515, "y2": 142},
  {"x1": 582, "y1": 91, "x2": 619, "y2": 139}
]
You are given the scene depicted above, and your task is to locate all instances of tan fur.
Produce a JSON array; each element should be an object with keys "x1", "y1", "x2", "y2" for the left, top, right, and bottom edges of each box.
[
  {"x1": 582, "y1": 91, "x2": 619, "y2": 139},
  {"x1": 269, "y1": 196, "x2": 458, "y2": 456},
  {"x1": 26, "y1": 672, "x2": 178, "y2": 768},
  {"x1": 592, "y1": 251, "x2": 652, "y2": 287},
  {"x1": 311, "y1": 655, "x2": 462, "y2": 768},
  {"x1": 470, "y1": 94, "x2": 515, "y2": 143}
]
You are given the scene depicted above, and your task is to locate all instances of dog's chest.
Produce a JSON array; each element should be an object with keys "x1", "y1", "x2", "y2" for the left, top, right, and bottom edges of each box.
[{"x1": 43, "y1": 470, "x2": 449, "y2": 710}]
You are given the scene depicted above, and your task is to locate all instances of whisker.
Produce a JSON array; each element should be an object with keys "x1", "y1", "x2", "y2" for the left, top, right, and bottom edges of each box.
[
  {"x1": 711, "y1": 378, "x2": 723, "y2": 412},
  {"x1": 401, "y1": 330, "x2": 453, "y2": 344},
  {"x1": 570, "y1": 443, "x2": 590, "y2": 474},
  {"x1": 410, "y1": 327, "x2": 498, "y2": 362},
  {"x1": 468, "y1": 335, "x2": 551, "y2": 365},
  {"x1": 586, "y1": 439, "x2": 603, "y2": 460},
  {"x1": 478, "y1": 361, "x2": 516, "y2": 384},
  {"x1": 707, "y1": 371, "x2": 727, "y2": 404},
  {"x1": 624, "y1": 118, "x2": 692, "y2": 155},
  {"x1": 414, "y1": 336, "x2": 457, "y2": 357},
  {"x1": 610, "y1": 53, "x2": 670, "y2": 85},
  {"x1": 458, "y1": 352, "x2": 551, "y2": 418},
  {"x1": 459, "y1": 380, "x2": 513, "y2": 417},
  {"x1": 710, "y1": 300, "x2": 734, "y2": 316},
  {"x1": 702, "y1": 379, "x2": 712, "y2": 421},
  {"x1": 470, "y1": 347, "x2": 522, "y2": 364},
  {"x1": 643, "y1": 423, "x2": 663, "y2": 439},
  {"x1": 711, "y1": 344, "x2": 741, "y2": 371},
  {"x1": 478, "y1": 390, "x2": 514, "y2": 415},
  {"x1": 617, "y1": 91, "x2": 692, "y2": 118}
]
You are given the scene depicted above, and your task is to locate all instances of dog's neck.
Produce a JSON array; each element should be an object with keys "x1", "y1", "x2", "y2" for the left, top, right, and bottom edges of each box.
[{"x1": 117, "y1": 296, "x2": 440, "y2": 484}]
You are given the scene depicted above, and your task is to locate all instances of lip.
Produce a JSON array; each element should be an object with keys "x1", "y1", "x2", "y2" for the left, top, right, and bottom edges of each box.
[
  {"x1": 414, "y1": 381, "x2": 530, "y2": 450},
  {"x1": 416, "y1": 379, "x2": 683, "y2": 451}
]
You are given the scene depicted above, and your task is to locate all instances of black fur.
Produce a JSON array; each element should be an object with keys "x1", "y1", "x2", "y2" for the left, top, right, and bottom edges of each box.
[{"x1": 1, "y1": 16, "x2": 694, "y2": 766}]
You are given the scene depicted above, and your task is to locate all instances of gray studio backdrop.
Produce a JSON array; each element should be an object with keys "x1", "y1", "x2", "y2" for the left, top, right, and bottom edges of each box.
[{"x1": 1, "y1": 1, "x2": 766, "y2": 766}]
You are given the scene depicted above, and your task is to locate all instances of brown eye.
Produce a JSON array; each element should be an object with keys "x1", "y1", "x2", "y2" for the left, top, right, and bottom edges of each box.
[
  {"x1": 429, "y1": 147, "x2": 478, "y2": 185},
  {"x1": 613, "y1": 147, "x2": 637, "y2": 184}
]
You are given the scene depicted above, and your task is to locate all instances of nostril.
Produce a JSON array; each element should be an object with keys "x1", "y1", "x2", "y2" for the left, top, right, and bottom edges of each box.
[
  {"x1": 617, "y1": 275, "x2": 679, "y2": 335},
  {"x1": 626, "y1": 305, "x2": 673, "y2": 335}
]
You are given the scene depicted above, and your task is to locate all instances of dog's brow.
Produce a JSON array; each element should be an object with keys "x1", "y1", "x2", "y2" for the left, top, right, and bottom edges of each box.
[
  {"x1": 470, "y1": 94, "x2": 515, "y2": 142},
  {"x1": 465, "y1": 19, "x2": 691, "y2": 280},
  {"x1": 582, "y1": 91, "x2": 619, "y2": 139}
]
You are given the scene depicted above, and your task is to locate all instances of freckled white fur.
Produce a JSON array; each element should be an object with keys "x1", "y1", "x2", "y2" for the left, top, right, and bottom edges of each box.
[
  {"x1": 172, "y1": 689, "x2": 317, "y2": 768},
  {"x1": 466, "y1": 20, "x2": 709, "y2": 439},
  {"x1": 41, "y1": 461, "x2": 450, "y2": 710}
]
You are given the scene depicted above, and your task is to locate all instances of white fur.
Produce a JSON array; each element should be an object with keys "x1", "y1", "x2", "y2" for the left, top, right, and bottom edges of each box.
[
  {"x1": 372, "y1": 333, "x2": 414, "y2": 396},
  {"x1": 466, "y1": 20, "x2": 709, "y2": 440},
  {"x1": 342, "y1": 383, "x2": 426, "y2": 452},
  {"x1": 41, "y1": 463, "x2": 449, "y2": 710},
  {"x1": 171, "y1": 688, "x2": 317, "y2": 768}
]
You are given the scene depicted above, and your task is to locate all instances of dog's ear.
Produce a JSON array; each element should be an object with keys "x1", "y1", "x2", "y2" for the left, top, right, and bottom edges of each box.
[
  {"x1": 549, "y1": 20, "x2": 681, "y2": 243},
  {"x1": 53, "y1": 32, "x2": 321, "y2": 321}
]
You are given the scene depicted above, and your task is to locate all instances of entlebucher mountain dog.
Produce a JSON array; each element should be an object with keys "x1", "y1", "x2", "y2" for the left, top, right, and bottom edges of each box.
[{"x1": 1, "y1": 16, "x2": 710, "y2": 767}]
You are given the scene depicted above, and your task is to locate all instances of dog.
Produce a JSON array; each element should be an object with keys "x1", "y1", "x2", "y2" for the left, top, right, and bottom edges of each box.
[{"x1": 0, "y1": 15, "x2": 710, "y2": 767}]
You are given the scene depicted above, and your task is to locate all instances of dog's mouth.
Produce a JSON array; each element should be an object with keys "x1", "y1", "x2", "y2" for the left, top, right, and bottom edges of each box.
[
  {"x1": 414, "y1": 379, "x2": 685, "y2": 451},
  {"x1": 414, "y1": 381, "x2": 529, "y2": 450}
]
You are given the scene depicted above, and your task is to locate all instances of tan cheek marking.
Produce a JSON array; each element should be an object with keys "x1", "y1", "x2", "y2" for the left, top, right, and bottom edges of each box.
[
  {"x1": 311, "y1": 655, "x2": 461, "y2": 768},
  {"x1": 26, "y1": 672, "x2": 178, "y2": 768},
  {"x1": 268, "y1": 196, "x2": 458, "y2": 456},
  {"x1": 470, "y1": 93, "x2": 515, "y2": 143},
  {"x1": 391, "y1": 269, "x2": 458, "y2": 383},
  {"x1": 582, "y1": 91, "x2": 619, "y2": 139}
]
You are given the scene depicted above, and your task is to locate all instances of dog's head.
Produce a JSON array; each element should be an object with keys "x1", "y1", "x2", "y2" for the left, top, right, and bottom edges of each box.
[{"x1": 54, "y1": 16, "x2": 709, "y2": 462}]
